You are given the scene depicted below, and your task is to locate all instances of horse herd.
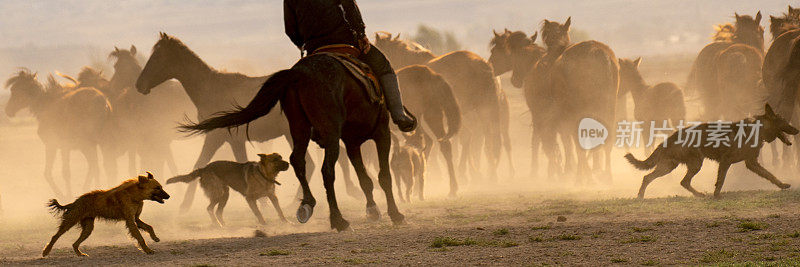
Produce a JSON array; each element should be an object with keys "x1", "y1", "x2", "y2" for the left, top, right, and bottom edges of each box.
[{"x1": 4, "y1": 8, "x2": 800, "y2": 229}]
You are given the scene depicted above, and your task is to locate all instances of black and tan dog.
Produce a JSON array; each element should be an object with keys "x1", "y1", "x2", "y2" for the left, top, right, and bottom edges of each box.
[
  {"x1": 626, "y1": 104, "x2": 798, "y2": 199},
  {"x1": 167, "y1": 153, "x2": 289, "y2": 226},
  {"x1": 43, "y1": 172, "x2": 170, "y2": 257}
]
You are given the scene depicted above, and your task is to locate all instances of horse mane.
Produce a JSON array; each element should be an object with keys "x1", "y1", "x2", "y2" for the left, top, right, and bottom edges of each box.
[
  {"x1": 375, "y1": 32, "x2": 435, "y2": 56},
  {"x1": 770, "y1": 6, "x2": 800, "y2": 39},
  {"x1": 77, "y1": 67, "x2": 105, "y2": 83},
  {"x1": 152, "y1": 32, "x2": 250, "y2": 78},
  {"x1": 713, "y1": 23, "x2": 735, "y2": 42},
  {"x1": 5, "y1": 68, "x2": 38, "y2": 89}
]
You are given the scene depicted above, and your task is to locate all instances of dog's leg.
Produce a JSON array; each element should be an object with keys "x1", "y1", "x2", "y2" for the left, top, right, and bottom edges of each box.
[
  {"x1": 136, "y1": 218, "x2": 159, "y2": 242},
  {"x1": 206, "y1": 200, "x2": 221, "y2": 227},
  {"x1": 680, "y1": 159, "x2": 705, "y2": 197},
  {"x1": 713, "y1": 162, "x2": 732, "y2": 198},
  {"x1": 214, "y1": 189, "x2": 230, "y2": 226},
  {"x1": 72, "y1": 217, "x2": 95, "y2": 257},
  {"x1": 637, "y1": 161, "x2": 678, "y2": 199},
  {"x1": 745, "y1": 158, "x2": 792, "y2": 189},
  {"x1": 125, "y1": 217, "x2": 153, "y2": 254},
  {"x1": 246, "y1": 197, "x2": 267, "y2": 225},
  {"x1": 42, "y1": 217, "x2": 79, "y2": 257},
  {"x1": 267, "y1": 194, "x2": 288, "y2": 222}
]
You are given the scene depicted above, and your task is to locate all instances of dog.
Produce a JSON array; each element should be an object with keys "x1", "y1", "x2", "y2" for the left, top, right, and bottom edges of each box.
[
  {"x1": 391, "y1": 132, "x2": 427, "y2": 202},
  {"x1": 167, "y1": 153, "x2": 289, "y2": 227},
  {"x1": 626, "y1": 104, "x2": 798, "y2": 199},
  {"x1": 43, "y1": 172, "x2": 170, "y2": 257}
]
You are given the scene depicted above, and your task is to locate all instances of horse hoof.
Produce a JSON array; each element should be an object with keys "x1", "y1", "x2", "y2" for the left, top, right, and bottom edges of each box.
[
  {"x1": 391, "y1": 213, "x2": 406, "y2": 225},
  {"x1": 296, "y1": 204, "x2": 313, "y2": 224},
  {"x1": 366, "y1": 205, "x2": 380, "y2": 221},
  {"x1": 331, "y1": 217, "x2": 351, "y2": 232}
]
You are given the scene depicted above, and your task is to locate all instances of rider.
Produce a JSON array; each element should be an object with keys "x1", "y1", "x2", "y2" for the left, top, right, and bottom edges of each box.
[{"x1": 284, "y1": 0, "x2": 417, "y2": 132}]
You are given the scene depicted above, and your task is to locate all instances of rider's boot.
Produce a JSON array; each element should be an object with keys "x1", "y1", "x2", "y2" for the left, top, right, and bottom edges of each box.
[{"x1": 379, "y1": 73, "x2": 416, "y2": 132}]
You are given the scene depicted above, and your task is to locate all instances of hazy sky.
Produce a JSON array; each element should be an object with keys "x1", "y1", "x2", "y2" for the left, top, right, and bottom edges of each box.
[{"x1": 0, "y1": 0, "x2": 793, "y2": 78}]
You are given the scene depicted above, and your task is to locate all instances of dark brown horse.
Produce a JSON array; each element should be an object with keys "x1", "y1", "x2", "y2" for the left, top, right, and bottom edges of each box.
[
  {"x1": 686, "y1": 12, "x2": 764, "y2": 120},
  {"x1": 135, "y1": 33, "x2": 358, "y2": 212},
  {"x1": 375, "y1": 33, "x2": 507, "y2": 188},
  {"x1": 764, "y1": 8, "x2": 800, "y2": 169},
  {"x1": 5, "y1": 69, "x2": 112, "y2": 199},
  {"x1": 181, "y1": 50, "x2": 412, "y2": 231}
]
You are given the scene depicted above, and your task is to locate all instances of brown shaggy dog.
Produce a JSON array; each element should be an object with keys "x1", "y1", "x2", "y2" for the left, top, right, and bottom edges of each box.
[
  {"x1": 42, "y1": 172, "x2": 170, "y2": 257},
  {"x1": 167, "y1": 153, "x2": 289, "y2": 227}
]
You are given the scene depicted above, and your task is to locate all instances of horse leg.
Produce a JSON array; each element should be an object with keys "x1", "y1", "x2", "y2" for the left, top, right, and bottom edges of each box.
[
  {"x1": 61, "y1": 149, "x2": 72, "y2": 196},
  {"x1": 44, "y1": 146, "x2": 64, "y2": 199},
  {"x1": 426, "y1": 116, "x2": 458, "y2": 197},
  {"x1": 376, "y1": 127, "x2": 405, "y2": 225},
  {"x1": 321, "y1": 143, "x2": 349, "y2": 231},
  {"x1": 80, "y1": 147, "x2": 99, "y2": 191},
  {"x1": 228, "y1": 137, "x2": 248, "y2": 163},
  {"x1": 128, "y1": 149, "x2": 137, "y2": 176},
  {"x1": 181, "y1": 133, "x2": 225, "y2": 213},
  {"x1": 338, "y1": 144, "x2": 361, "y2": 200},
  {"x1": 101, "y1": 145, "x2": 119, "y2": 187},
  {"x1": 344, "y1": 141, "x2": 379, "y2": 221},
  {"x1": 165, "y1": 145, "x2": 179, "y2": 176}
]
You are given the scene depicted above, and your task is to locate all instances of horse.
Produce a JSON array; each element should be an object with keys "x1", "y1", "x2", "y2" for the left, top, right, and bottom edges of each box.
[
  {"x1": 686, "y1": 12, "x2": 764, "y2": 120},
  {"x1": 539, "y1": 17, "x2": 619, "y2": 183},
  {"x1": 618, "y1": 58, "x2": 686, "y2": 155},
  {"x1": 181, "y1": 47, "x2": 413, "y2": 231},
  {"x1": 488, "y1": 30, "x2": 557, "y2": 178},
  {"x1": 375, "y1": 32, "x2": 507, "y2": 188},
  {"x1": 5, "y1": 69, "x2": 112, "y2": 199},
  {"x1": 134, "y1": 33, "x2": 359, "y2": 212},
  {"x1": 392, "y1": 65, "x2": 461, "y2": 195}
]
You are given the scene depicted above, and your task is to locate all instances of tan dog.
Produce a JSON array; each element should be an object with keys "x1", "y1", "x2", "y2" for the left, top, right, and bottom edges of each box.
[
  {"x1": 43, "y1": 172, "x2": 170, "y2": 257},
  {"x1": 167, "y1": 153, "x2": 289, "y2": 226}
]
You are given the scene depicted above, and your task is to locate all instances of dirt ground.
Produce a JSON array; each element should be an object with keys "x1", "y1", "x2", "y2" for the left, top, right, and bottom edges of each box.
[{"x1": 3, "y1": 188, "x2": 800, "y2": 266}]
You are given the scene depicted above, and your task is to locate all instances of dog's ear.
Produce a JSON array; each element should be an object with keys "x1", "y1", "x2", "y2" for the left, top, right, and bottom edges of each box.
[
  {"x1": 765, "y1": 103, "x2": 776, "y2": 116},
  {"x1": 147, "y1": 171, "x2": 154, "y2": 180},
  {"x1": 258, "y1": 153, "x2": 268, "y2": 161}
]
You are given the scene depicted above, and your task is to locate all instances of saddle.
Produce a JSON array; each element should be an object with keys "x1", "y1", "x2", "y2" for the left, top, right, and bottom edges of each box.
[{"x1": 310, "y1": 44, "x2": 384, "y2": 104}]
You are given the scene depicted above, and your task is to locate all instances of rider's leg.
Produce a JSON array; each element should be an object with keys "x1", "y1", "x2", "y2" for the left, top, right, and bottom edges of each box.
[{"x1": 360, "y1": 44, "x2": 417, "y2": 132}]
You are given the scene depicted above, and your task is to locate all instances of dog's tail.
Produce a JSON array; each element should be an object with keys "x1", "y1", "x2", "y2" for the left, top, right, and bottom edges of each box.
[
  {"x1": 167, "y1": 168, "x2": 203, "y2": 184},
  {"x1": 47, "y1": 199, "x2": 71, "y2": 215},
  {"x1": 624, "y1": 147, "x2": 662, "y2": 170}
]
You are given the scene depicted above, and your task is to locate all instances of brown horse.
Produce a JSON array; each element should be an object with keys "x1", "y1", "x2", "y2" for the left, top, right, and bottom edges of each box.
[
  {"x1": 181, "y1": 49, "x2": 412, "y2": 231},
  {"x1": 5, "y1": 69, "x2": 112, "y2": 199},
  {"x1": 135, "y1": 33, "x2": 358, "y2": 212},
  {"x1": 488, "y1": 30, "x2": 556, "y2": 177},
  {"x1": 769, "y1": 6, "x2": 800, "y2": 39},
  {"x1": 375, "y1": 32, "x2": 506, "y2": 188},
  {"x1": 539, "y1": 18, "x2": 619, "y2": 183},
  {"x1": 618, "y1": 58, "x2": 685, "y2": 154},
  {"x1": 395, "y1": 65, "x2": 461, "y2": 194},
  {"x1": 686, "y1": 12, "x2": 764, "y2": 120}
]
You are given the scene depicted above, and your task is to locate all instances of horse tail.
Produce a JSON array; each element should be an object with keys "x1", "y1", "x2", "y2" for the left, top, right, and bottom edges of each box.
[
  {"x1": 778, "y1": 39, "x2": 800, "y2": 116},
  {"x1": 435, "y1": 74, "x2": 461, "y2": 141},
  {"x1": 55, "y1": 71, "x2": 78, "y2": 86},
  {"x1": 180, "y1": 69, "x2": 298, "y2": 135},
  {"x1": 167, "y1": 168, "x2": 203, "y2": 184}
]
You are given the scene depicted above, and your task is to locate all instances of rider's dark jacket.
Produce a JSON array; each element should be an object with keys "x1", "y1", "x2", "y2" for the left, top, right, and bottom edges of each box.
[{"x1": 284, "y1": 0, "x2": 366, "y2": 53}]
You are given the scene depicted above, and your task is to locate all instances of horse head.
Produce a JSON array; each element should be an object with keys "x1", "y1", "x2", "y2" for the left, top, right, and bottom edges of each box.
[
  {"x1": 733, "y1": 11, "x2": 764, "y2": 52},
  {"x1": 137, "y1": 32, "x2": 183, "y2": 95},
  {"x1": 109, "y1": 45, "x2": 142, "y2": 93},
  {"x1": 541, "y1": 17, "x2": 571, "y2": 51},
  {"x1": 4, "y1": 68, "x2": 43, "y2": 117}
]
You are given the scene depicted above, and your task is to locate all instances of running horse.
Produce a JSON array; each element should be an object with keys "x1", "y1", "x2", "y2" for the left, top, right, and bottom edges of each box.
[{"x1": 182, "y1": 45, "x2": 413, "y2": 230}]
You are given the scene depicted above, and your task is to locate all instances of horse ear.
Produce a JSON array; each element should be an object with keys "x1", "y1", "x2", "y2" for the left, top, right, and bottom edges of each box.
[
  {"x1": 130, "y1": 45, "x2": 137, "y2": 56},
  {"x1": 504, "y1": 28, "x2": 510, "y2": 33},
  {"x1": 531, "y1": 31, "x2": 538, "y2": 43},
  {"x1": 791, "y1": 5, "x2": 794, "y2": 12},
  {"x1": 394, "y1": 33, "x2": 401, "y2": 41},
  {"x1": 564, "y1": 17, "x2": 571, "y2": 30},
  {"x1": 633, "y1": 57, "x2": 642, "y2": 68},
  {"x1": 735, "y1": 12, "x2": 740, "y2": 20},
  {"x1": 114, "y1": 46, "x2": 120, "y2": 53},
  {"x1": 755, "y1": 11, "x2": 762, "y2": 24},
  {"x1": 766, "y1": 103, "x2": 776, "y2": 116},
  {"x1": 493, "y1": 29, "x2": 500, "y2": 38}
]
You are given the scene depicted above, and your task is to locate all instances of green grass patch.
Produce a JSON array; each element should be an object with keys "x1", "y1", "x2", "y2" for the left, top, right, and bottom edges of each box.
[
  {"x1": 700, "y1": 249, "x2": 735, "y2": 264},
  {"x1": 498, "y1": 240, "x2": 519, "y2": 248},
  {"x1": 555, "y1": 234, "x2": 582, "y2": 241},
  {"x1": 640, "y1": 259, "x2": 659, "y2": 266},
  {"x1": 531, "y1": 225, "x2": 552, "y2": 230},
  {"x1": 430, "y1": 236, "x2": 478, "y2": 248},
  {"x1": 737, "y1": 221, "x2": 767, "y2": 232},
  {"x1": 493, "y1": 228, "x2": 509, "y2": 236},
  {"x1": 610, "y1": 258, "x2": 628, "y2": 263},
  {"x1": 788, "y1": 231, "x2": 800, "y2": 238},
  {"x1": 529, "y1": 236, "x2": 544, "y2": 243},
  {"x1": 632, "y1": 227, "x2": 653, "y2": 233}
]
